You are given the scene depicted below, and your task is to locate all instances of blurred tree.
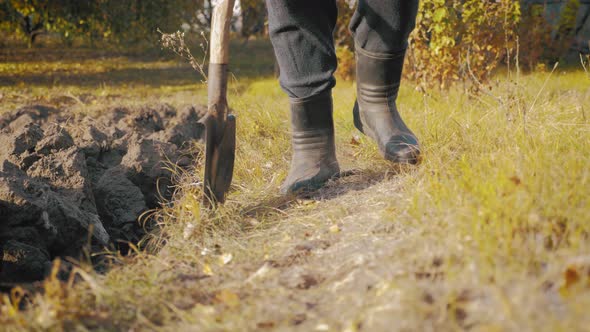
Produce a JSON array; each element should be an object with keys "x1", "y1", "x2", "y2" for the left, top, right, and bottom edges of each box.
[
  {"x1": 0, "y1": 0, "x2": 203, "y2": 47},
  {"x1": 0, "y1": 0, "x2": 94, "y2": 47},
  {"x1": 240, "y1": 0, "x2": 266, "y2": 39},
  {"x1": 335, "y1": 0, "x2": 354, "y2": 48}
]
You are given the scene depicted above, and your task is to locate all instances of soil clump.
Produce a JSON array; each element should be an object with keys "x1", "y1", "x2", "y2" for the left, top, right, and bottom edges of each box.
[{"x1": 0, "y1": 103, "x2": 205, "y2": 283}]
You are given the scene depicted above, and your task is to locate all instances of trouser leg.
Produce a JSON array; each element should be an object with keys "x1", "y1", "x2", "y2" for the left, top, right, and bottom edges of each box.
[
  {"x1": 265, "y1": 0, "x2": 338, "y2": 99},
  {"x1": 349, "y1": 0, "x2": 419, "y2": 54},
  {"x1": 266, "y1": 0, "x2": 340, "y2": 195}
]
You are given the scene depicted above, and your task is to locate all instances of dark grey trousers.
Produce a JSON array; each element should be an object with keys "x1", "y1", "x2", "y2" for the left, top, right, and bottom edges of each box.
[{"x1": 265, "y1": 0, "x2": 419, "y2": 99}]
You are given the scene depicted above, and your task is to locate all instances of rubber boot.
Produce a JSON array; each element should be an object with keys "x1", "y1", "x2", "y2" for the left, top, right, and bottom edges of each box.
[
  {"x1": 281, "y1": 91, "x2": 340, "y2": 195},
  {"x1": 353, "y1": 46, "x2": 420, "y2": 164}
]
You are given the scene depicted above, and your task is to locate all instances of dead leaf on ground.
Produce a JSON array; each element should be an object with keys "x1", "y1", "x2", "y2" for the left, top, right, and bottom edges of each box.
[
  {"x1": 203, "y1": 263, "x2": 213, "y2": 276},
  {"x1": 219, "y1": 253, "x2": 233, "y2": 265},
  {"x1": 257, "y1": 321, "x2": 275, "y2": 329},
  {"x1": 215, "y1": 289, "x2": 240, "y2": 308},
  {"x1": 509, "y1": 175, "x2": 521, "y2": 185},
  {"x1": 560, "y1": 262, "x2": 590, "y2": 296},
  {"x1": 329, "y1": 224, "x2": 341, "y2": 233}
]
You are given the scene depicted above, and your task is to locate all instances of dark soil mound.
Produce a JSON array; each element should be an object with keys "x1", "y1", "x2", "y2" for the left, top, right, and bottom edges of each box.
[{"x1": 0, "y1": 104, "x2": 206, "y2": 283}]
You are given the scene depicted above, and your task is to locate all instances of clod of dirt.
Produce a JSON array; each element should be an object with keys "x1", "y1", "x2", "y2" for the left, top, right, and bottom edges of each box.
[
  {"x1": 70, "y1": 123, "x2": 110, "y2": 159},
  {"x1": 294, "y1": 240, "x2": 331, "y2": 253},
  {"x1": 125, "y1": 107, "x2": 165, "y2": 134},
  {"x1": 0, "y1": 240, "x2": 52, "y2": 283},
  {"x1": 0, "y1": 147, "x2": 110, "y2": 257},
  {"x1": 0, "y1": 105, "x2": 59, "y2": 132},
  {"x1": 0, "y1": 227, "x2": 45, "y2": 250},
  {"x1": 120, "y1": 134, "x2": 179, "y2": 207},
  {"x1": 36, "y1": 123, "x2": 75, "y2": 155},
  {"x1": 95, "y1": 167, "x2": 147, "y2": 239},
  {"x1": 148, "y1": 105, "x2": 206, "y2": 148},
  {"x1": 0, "y1": 103, "x2": 206, "y2": 283},
  {"x1": 279, "y1": 267, "x2": 322, "y2": 290},
  {"x1": 0, "y1": 124, "x2": 44, "y2": 163}
]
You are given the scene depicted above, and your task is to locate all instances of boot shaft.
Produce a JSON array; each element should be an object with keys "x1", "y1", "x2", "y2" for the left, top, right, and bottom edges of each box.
[
  {"x1": 289, "y1": 91, "x2": 335, "y2": 157},
  {"x1": 282, "y1": 91, "x2": 339, "y2": 195},
  {"x1": 289, "y1": 91, "x2": 334, "y2": 132},
  {"x1": 355, "y1": 47, "x2": 406, "y2": 102}
]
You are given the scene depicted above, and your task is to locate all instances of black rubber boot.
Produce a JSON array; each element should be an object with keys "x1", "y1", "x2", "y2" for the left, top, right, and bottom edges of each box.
[
  {"x1": 353, "y1": 46, "x2": 420, "y2": 164},
  {"x1": 281, "y1": 91, "x2": 340, "y2": 195}
]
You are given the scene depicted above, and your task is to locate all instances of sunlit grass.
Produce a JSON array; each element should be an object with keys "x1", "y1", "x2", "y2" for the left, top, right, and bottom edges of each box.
[{"x1": 0, "y1": 45, "x2": 589, "y2": 331}]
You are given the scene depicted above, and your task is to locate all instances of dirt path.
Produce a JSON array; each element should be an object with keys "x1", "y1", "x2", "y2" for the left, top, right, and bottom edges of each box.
[
  {"x1": 166, "y1": 171, "x2": 473, "y2": 331},
  {"x1": 229, "y1": 178, "x2": 419, "y2": 331},
  {"x1": 160, "y1": 157, "x2": 589, "y2": 332}
]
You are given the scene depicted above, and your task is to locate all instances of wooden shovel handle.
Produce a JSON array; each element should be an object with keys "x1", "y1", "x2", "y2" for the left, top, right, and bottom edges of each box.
[{"x1": 210, "y1": 0, "x2": 235, "y2": 65}]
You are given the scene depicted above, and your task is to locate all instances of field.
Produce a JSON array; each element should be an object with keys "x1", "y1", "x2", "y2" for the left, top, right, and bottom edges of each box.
[{"x1": 1, "y1": 40, "x2": 589, "y2": 331}]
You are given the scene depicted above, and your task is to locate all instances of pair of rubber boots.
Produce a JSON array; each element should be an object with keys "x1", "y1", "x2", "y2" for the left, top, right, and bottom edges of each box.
[{"x1": 281, "y1": 46, "x2": 420, "y2": 195}]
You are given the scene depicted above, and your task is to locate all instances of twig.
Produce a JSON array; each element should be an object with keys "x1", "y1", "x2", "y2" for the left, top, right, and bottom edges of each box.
[
  {"x1": 526, "y1": 62, "x2": 558, "y2": 116},
  {"x1": 158, "y1": 29, "x2": 209, "y2": 83},
  {"x1": 64, "y1": 92, "x2": 84, "y2": 105}
]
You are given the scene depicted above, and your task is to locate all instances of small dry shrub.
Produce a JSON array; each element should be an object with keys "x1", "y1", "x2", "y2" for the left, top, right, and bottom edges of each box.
[
  {"x1": 405, "y1": 0, "x2": 520, "y2": 90},
  {"x1": 333, "y1": 0, "x2": 521, "y2": 89}
]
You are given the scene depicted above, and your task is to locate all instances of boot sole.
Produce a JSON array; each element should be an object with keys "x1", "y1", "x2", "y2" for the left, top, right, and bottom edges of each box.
[{"x1": 280, "y1": 166, "x2": 341, "y2": 196}]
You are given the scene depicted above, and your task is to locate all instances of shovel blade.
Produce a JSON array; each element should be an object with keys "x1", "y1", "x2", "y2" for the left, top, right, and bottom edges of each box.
[{"x1": 203, "y1": 114, "x2": 236, "y2": 206}]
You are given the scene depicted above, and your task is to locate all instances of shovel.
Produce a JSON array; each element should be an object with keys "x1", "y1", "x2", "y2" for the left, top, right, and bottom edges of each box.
[{"x1": 201, "y1": 0, "x2": 236, "y2": 207}]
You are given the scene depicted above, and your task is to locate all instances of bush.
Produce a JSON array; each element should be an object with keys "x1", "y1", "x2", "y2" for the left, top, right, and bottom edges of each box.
[
  {"x1": 0, "y1": 0, "x2": 203, "y2": 48},
  {"x1": 333, "y1": 0, "x2": 521, "y2": 89},
  {"x1": 405, "y1": 0, "x2": 521, "y2": 90}
]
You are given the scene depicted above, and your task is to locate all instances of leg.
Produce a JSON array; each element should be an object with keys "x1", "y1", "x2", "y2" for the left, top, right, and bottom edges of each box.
[
  {"x1": 349, "y1": 0, "x2": 421, "y2": 164},
  {"x1": 266, "y1": 0, "x2": 340, "y2": 195},
  {"x1": 349, "y1": 0, "x2": 419, "y2": 54},
  {"x1": 266, "y1": 0, "x2": 338, "y2": 98}
]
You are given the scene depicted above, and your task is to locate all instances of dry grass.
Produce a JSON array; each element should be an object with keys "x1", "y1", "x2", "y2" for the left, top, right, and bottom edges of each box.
[{"x1": 1, "y1": 43, "x2": 589, "y2": 331}]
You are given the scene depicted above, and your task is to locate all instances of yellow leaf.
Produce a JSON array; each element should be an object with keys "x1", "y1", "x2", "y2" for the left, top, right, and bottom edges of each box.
[
  {"x1": 219, "y1": 253, "x2": 233, "y2": 265},
  {"x1": 203, "y1": 263, "x2": 213, "y2": 276},
  {"x1": 329, "y1": 225, "x2": 341, "y2": 233},
  {"x1": 215, "y1": 289, "x2": 240, "y2": 307}
]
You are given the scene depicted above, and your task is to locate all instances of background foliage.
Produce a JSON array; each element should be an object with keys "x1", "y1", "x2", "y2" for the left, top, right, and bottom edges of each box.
[
  {"x1": 0, "y1": 0, "x2": 585, "y2": 88},
  {"x1": 0, "y1": 0, "x2": 217, "y2": 47},
  {"x1": 403, "y1": 0, "x2": 521, "y2": 89}
]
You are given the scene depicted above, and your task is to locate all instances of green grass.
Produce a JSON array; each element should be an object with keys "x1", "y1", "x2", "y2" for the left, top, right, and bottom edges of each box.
[{"x1": 1, "y1": 42, "x2": 589, "y2": 331}]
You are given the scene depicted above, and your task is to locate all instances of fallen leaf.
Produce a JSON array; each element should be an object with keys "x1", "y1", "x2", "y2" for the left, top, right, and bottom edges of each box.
[
  {"x1": 247, "y1": 218, "x2": 260, "y2": 227},
  {"x1": 315, "y1": 323, "x2": 330, "y2": 331},
  {"x1": 559, "y1": 264, "x2": 589, "y2": 296},
  {"x1": 215, "y1": 289, "x2": 240, "y2": 307},
  {"x1": 219, "y1": 253, "x2": 233, "y2": 265},
  {"x1": 350, "y1": 135, "x2": 361, "y2": 146},
  {"x1": 329, "y1": 225, "x2": 341, "y2": 233},
  {"x1": 203, "y1": 263, "x2": 213, "y2": 276},
  {"x1": 299, "y1": 199, "x2": 317, "y2": 207},
  {"x1": 257, "y1": 321, "x2": 275, "y2": 329},
  {"x1": 509, "y1": 175, "x2": 521, "y2": 185},
  {"x1": 564, "y1": 267, "x2": 580, "y2": 288}
]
